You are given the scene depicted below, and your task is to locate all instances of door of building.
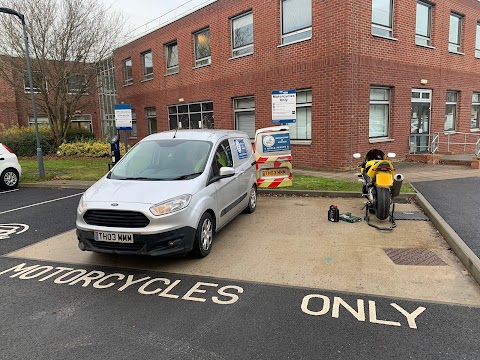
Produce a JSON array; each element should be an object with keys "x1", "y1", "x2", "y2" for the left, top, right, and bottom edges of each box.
[{"x1": 410, "y1": 89, "x2": 432, "y2": 153}]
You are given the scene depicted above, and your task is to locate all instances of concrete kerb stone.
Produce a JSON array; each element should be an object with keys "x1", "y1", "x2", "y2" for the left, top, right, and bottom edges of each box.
[{"x1": 412, "y1": 184, "x2": 480, "y2": 287}]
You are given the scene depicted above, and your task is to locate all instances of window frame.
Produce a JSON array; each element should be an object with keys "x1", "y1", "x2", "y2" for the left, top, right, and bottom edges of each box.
[
  {"x1": 280, "y1": 0, "x2": 312, "y2": 45},
  {"x1": 371, "y1": 0, "x2": 394, "y2": 38},
  {"x1": 233, "y1": 96, "x2": 255, "y2": 139},
  {"x1": 472, "y1": 92, "x2": 480, "y2": 130},
  {"x1": 146, "y1": 107, "x2": 157, "y2": 135},
  {"x1": 122, "y1": 58, "x2": 133, "y2": 86},
  {"x1": 369, "y1": 87, "x2": 391, "y2": 139},
  {"x1": 448, "y1": 12, "x2": 463, "y2": 53},
  {"x1": 445, "y1": 91, "x2": 458, "y2": 132},
  {"x1": 193, "y1": 28, "x2": 212, "y2": 68},
  {"x1": 231, "y1": 11, "x2": 254, "y2": 58},
  {"x1": 168, "y1": 101, "x2": 214, "y2": 130},
  {"x1": 24, "y1": 70, "x2": 45, "y2": 93},
  {"x1": 289, "y1": 89, "x2": 312, "y2": 141},
  {"x1": 127, "y1": 110, "x2": 137, "y2": 138},
  {"x1": 415, "y1": 1, "x2": 432, "y2": 47},
  {"x1": 165, "y1": 41, "x2": 179, "y2": 75},
  {"x1": 67, "y1": 74, "x2": 87, "y2": 95},
  {"x1": 476, "y1": 23, "x2": 480, "y2": 58},
  {"x1": 141, "y1": 50, "x2": 154, "y2": 80}
]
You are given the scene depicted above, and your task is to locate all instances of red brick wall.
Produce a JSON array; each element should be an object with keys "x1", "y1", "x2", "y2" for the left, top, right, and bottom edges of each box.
[
  {"x1": 0, "y1": 67, "x2": 19, "y2": 129},
  {"x1": 114, "y1": 0, "x2": 480, "y2": 170}
]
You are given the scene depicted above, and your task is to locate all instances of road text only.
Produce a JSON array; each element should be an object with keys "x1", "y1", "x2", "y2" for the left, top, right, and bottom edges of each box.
[
  {"x1": 0, "y1": 263, "x2": 243, "y2": 305},
  {"x1": 301, "y1": 294, "x2": 426, "y2": 329}
]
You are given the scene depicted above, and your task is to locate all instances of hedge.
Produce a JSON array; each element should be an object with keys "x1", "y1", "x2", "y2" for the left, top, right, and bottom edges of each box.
[
  {"x1": 57, "y1": 141, "x2": 126, "y2": 157},
  {"x1": 0, "y1": 125, "x2": 96, "y2": 157}
]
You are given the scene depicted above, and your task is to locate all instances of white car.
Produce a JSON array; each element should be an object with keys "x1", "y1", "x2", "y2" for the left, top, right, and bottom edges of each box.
[
  {"x1": 0, "y1": 143, "x2": 21, "y2": 189},
  {"x1": 76, "y1": 129, "x2": 257, "y2": 258}
]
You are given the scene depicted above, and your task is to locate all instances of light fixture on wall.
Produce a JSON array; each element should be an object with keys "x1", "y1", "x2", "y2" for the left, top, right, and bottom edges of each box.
[{"x1": 420, "y1": 79, "x2": 428, "y2": 85}]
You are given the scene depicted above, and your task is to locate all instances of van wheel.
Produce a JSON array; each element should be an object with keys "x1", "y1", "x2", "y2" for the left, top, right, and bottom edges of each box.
[
  {"x1": 1, "y1": 168, "x2": 19, "y2": 189},
  {"x1": 244, "y1": 185, "x2": 257, "y2": 214},
  {"x1": 191, "y1": 212, "x2": 213, "y2": 258}
]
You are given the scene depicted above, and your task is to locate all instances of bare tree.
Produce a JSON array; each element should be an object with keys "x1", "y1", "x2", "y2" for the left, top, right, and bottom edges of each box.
[{"x1": 0, "y1": 0, "x2": 124, "y2": 146}]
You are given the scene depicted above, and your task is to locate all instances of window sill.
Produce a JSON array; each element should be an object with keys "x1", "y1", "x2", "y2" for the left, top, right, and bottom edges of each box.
[
  {"x1": 123, "y1": 82, "x2": 133, "y2": 87},
  {"x1": 470, "y1": 128, "x2": 480, "y2": 132},
  {"x1": 141, "y1": 77, "x2": 154, "y2": 83},
  {"x1": 371, "y1": 34, "x2": 398, "y2": 41},
  {"x1": 229, "y1": 52, "x2": 254, "y2": 60},
  {"x1": 369, "y1": 138, "x2": 394, "y2": 143},
  {"x1": 277, "y1": 37, "x2": 312, "y2": 48},
  {"x1": 448, "y1": 50, "x2": 464, "y2": 56},
  {"x1": 415, "y1": 43, "x2": 435, "y2": 50},
  {"x1": 291, "y1": 140, "x2": 312, "y2": 145},
  {"x1": 128, "y1": 136, "x2": 138, "y2": 140},
  {"x1": 164, "y1": 70, "x2": 179, "y2": 77},
  {"x1": 192, "y1": 63, "x2": 211, "y2": 70}
]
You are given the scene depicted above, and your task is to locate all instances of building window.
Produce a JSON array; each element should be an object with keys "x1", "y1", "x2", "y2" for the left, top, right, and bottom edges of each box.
[
  {"x1": 127, "y1": 110, "x2": 137, "y2": 137},
  {"x1": 165, "y1": 41, "x2": 179, "y2": 74},
  {"x1": 123, "y1": 58, "x2": 133, "y2": 85},
  {"x1": 67, "y1": 74, "x2": 87, "y2": 94},
  {"x1": 28, "y1": 116, "x2": 49, "y2": 126},
  {"x1": 147, "y1": 107, "x2": 157, "y2": 134},
  {"x1": 472, "y1": 93, "x2": 480, "y2": 130},
  {"x1": 234, "y1": 97, "x2": 255, "y2": 139},
  {"x1": 415, "y1": 1, "x2": 432, "y2": 46},
  {"x1": 281, "y1": 0, "x2": 312, "y2": 44},
  {"x1": 142, "y1": 50, "x2": 153, "y2": 80},
  {"x1": 168, "y1": 101, "x2": 214, "y2": 130},
  {"x1": 372, "y1": 0, "x2": 393, "y2": 38},
  {"x1": 194, "y1": 28, "x2": 211, "y2": 67},
  {"x1": 231, "y1": 12, "x2": 254, "y2": 57},
  {"x1": 24, "y1": 71, "x2": 45, "y2": 93},
  {"x1": 369, "y1": 87, "x2": 390, "y2": 138},
  {"x1": 445, "y1": 91, "x2": 458, "y2": 132},
  {"x1": 70, "y1": 114, "x2": 93, "y2": 132},
  {"x1": 449, "y1": 13, "x2": 462, "y2": 53},
  {"x1": 289, "y1": 89, "x2": 312, "y2": 140},
  {"x1": 476, "y1": 23, "x2": 480, "y2": 58}
]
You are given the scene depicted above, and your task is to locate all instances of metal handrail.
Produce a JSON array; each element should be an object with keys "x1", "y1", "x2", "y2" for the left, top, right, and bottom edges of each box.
[
  {"x1": 476, "y1": 138, "x2": 480, "y2": 156},
  {"x1": 431, "y1": 133, "x2": 439, "y2": 154},
  {"x1": 430, "y1": 131, "x2": 480, "y2": 155}
]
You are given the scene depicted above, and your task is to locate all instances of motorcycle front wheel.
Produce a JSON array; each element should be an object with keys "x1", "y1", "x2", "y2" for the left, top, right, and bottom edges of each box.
[{"x1": 375, "y1": 186, "x2": 391, "y2": 220}]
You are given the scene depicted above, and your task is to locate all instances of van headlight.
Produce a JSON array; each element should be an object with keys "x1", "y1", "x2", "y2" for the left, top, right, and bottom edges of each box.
[
  {"x1": 77, "y1": 194, "x2": 87, "y2": 214},
  {"x1": 149, "y1": 194, "x2": 192, "y2": 216}
]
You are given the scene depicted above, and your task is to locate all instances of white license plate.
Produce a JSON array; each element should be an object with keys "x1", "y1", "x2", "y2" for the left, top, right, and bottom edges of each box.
[
  {"x1": 263, "y1": 169, "x2": 287, "y2": 177},
  {"x1": 94, "y1": 231, "x2": 134, "y2": 243}
]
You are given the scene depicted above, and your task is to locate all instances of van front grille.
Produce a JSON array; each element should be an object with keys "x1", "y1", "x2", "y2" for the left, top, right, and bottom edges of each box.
[{"x1": 83, "y1": 210, "x2": 150, "y2": 228}]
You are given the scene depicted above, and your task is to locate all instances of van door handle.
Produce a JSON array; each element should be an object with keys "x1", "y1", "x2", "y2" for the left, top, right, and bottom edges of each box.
[{"x1": 0, "y1": 158, "x2": 4, "y2": 161}]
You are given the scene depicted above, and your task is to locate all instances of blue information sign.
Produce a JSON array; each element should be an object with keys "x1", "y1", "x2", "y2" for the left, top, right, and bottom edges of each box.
[{"x1": 262, "y1": 133, "x2": 291, "y2": 153}]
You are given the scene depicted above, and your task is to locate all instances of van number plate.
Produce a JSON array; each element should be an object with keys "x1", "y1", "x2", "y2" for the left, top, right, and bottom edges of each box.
[
  {"x1": 94, "y1": 232, "x2": 134, "y2": 243},
  {"x1": 263, "y1": 169, "x2": 287, "y2": 177}
]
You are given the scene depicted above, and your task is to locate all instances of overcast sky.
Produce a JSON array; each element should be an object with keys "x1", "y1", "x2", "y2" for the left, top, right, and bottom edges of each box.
[{"x1": 103, "y1": 0, "x2": 216, "y2": 40}]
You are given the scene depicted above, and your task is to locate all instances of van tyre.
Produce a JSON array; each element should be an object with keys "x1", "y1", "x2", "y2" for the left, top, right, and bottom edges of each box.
[
  {"x1": 191, "y1": 212, "x2": 214, "y2": 258},
  {"x1": 375, "y1": 186, "x2": 391, "y2": 221},
  {"x1": 244, "y1": 185, "x2": 257, "y2": 214},
  {"x1": 1, "y1": 168, "x2": 19, "y2": 189}
]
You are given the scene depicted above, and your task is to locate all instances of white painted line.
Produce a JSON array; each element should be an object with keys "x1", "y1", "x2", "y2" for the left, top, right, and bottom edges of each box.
[
  {"x1": 0, "y1": 189, "x2": 19, "y2": 195},
  {"x1": 0, "y1": 193, "x2": 83, "y2": 215}
]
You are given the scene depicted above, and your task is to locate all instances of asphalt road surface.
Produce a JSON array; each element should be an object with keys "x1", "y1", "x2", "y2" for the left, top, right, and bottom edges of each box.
[
  {"x1": 0, "y1": 188, "x2": 479, "y2": 359},
  {"x1": 413, "y1": 177, "x2": 480, "y2": 257}
]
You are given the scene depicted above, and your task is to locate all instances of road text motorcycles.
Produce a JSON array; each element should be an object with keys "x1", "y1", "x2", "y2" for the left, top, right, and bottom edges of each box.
[{"x1": 353, "y1": 149, "x2": 404, "y2": 231}]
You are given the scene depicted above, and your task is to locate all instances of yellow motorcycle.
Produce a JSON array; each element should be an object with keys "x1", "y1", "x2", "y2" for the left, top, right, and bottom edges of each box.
[{"x1": 353, "y1": 149, "x2": 404, "y2": 230}]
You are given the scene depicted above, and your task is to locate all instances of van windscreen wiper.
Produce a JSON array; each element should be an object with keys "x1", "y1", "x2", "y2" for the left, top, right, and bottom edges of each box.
[{"x1": 171, "y1": 172, "x2": 203, "y2": 180}]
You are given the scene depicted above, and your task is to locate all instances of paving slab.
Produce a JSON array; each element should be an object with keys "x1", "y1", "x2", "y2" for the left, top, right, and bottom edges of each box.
[{"x1": 6, "y1": 196, "x2": 480, "y2": 306}]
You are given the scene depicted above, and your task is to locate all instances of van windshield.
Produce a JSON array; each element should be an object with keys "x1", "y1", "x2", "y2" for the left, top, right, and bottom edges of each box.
[{"x1": 109, "y1": 139, "x2": 212, "y2": 180}]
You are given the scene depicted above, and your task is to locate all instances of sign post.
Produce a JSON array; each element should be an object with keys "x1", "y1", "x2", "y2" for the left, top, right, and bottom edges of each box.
[
  {"x1": 114, "y1": 104, "x2": 132, "y2": 152},
  {"x1": 272, "y1": 90, "x2": 296, "y2": 124}
]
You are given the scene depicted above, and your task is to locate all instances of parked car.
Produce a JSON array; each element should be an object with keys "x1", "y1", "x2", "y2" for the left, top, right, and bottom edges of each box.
[
  {"x1": 0, "y1": 143, "x2": 21, "y2": 189},
  {"x1": 76, "y1": 129, "x2": 257, "y2": 258}
]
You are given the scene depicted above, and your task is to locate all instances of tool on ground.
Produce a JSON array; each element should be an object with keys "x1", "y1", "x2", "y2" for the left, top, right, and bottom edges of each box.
[{"x1": 339, "y1": 213, "x2": 362, "y2": 223}]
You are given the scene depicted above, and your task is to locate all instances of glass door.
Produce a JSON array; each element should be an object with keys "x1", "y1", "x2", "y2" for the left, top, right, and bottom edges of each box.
[{"x1": 410, "y1": 89, "x2": 431, "y2": 153}]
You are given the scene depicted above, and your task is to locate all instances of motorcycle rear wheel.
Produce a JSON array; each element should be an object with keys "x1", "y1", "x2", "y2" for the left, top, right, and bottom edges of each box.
[{"x1": 375, "y1": 186, "x2": 391, "y2": 220}]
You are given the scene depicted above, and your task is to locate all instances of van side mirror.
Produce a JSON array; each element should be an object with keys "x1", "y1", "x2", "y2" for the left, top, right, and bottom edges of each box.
[{"x1": 219, "y1": 167, "x2": 235, "y2": 177}]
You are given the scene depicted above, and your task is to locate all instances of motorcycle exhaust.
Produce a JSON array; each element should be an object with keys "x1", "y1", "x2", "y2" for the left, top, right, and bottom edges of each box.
[{"x1": 391, "y1": 173, "x2": 404, "y2": 198}]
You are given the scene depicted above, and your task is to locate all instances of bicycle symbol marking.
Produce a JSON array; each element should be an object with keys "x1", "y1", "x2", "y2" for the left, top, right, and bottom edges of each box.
[{"x1": 0, "y1": 224, "x2": 29, "y2": 240}]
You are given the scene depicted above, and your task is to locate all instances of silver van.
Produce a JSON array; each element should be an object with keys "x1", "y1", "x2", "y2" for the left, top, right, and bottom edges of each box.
[{"x1": 76, "y1": 129, "x2": 257, "y2": 258}]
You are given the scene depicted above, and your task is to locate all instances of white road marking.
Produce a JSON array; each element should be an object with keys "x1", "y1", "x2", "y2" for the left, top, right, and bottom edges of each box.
[
  {"x1": 0, "y1": 189, "x2": 19, "y2": 194},
  {"x1": 0, "y1": 193, "x2": 83, "y2": 215},
  {"x1": 0, "y1": 224, "x2": 29, "y2": 239}
]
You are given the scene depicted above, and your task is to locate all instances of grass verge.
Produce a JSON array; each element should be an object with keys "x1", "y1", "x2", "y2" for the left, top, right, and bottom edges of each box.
[{"x1": 18, "y1": 156, "x2": 415, "y2": 193}]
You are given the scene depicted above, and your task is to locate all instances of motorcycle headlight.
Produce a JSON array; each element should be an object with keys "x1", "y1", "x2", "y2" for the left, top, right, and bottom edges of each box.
[
  {"x1": 77, "y1": 194, "x2": 87, "y2": 214},
  {"x1": 149, "y1": 194, "x2": 192, "y2": 216}
]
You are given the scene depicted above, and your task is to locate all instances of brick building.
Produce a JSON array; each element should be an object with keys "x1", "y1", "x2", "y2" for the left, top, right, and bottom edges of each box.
[
  {"x1": 112, "y1": 0, "x2": 480, "y2": 170},
  {"x1": 0, "y1": 55, "x2": 101, "y2": 136}
]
